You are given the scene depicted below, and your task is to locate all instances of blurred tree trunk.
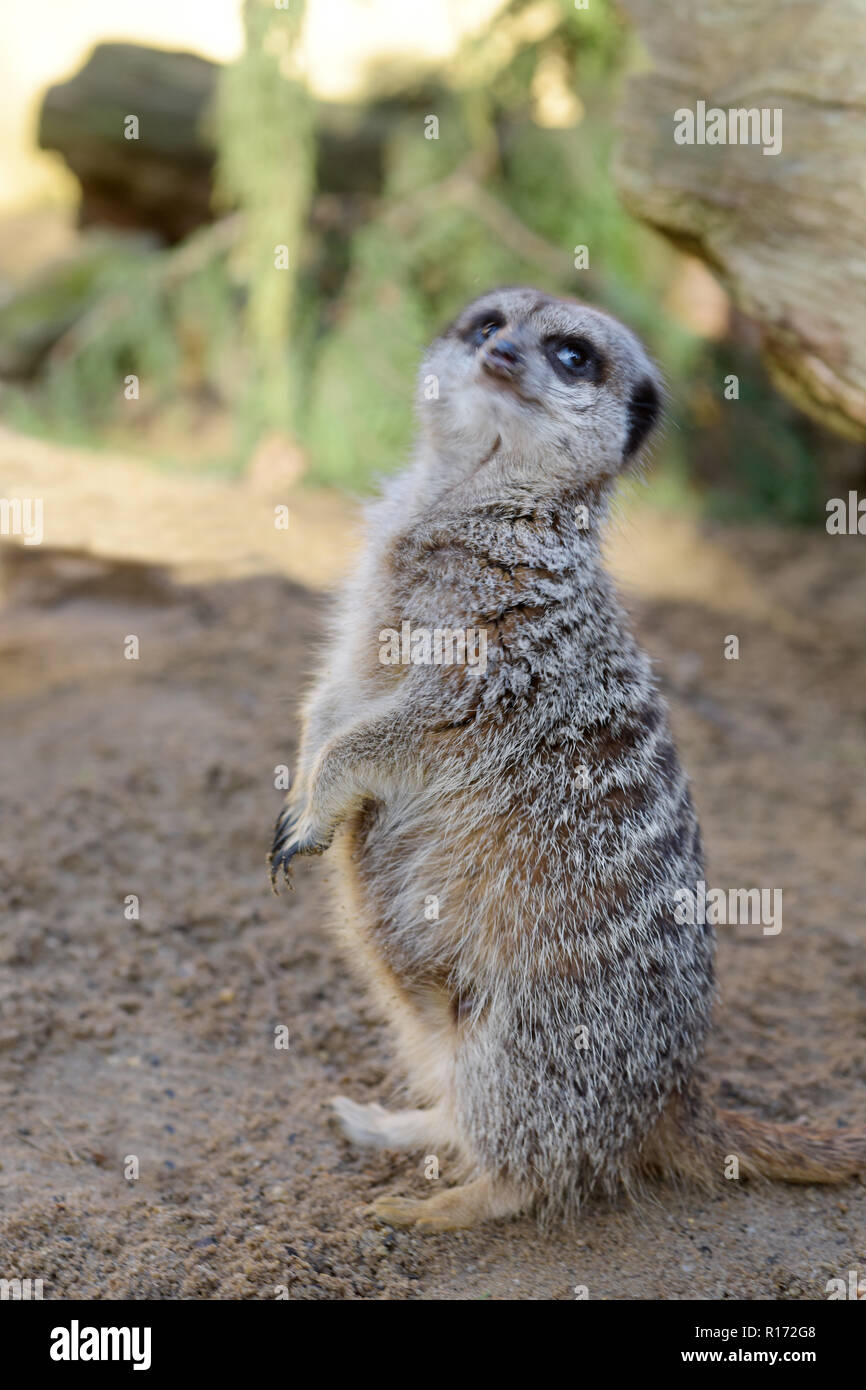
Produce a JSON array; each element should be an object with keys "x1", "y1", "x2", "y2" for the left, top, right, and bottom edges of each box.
[
  {"x1": 214, "y1": 0, "x2": 314, "y2": 445},
  {"x1": 614, "y1": 0, "x2": 866, "y2": 441}
]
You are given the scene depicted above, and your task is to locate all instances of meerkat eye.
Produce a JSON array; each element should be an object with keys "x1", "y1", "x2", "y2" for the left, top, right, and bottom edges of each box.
[
  {"x1": 556, "y1": 343, "x2": 587, "y2": 371},
  {"x1": 544, "y1": 335, "x2": 604, "y2": 385},
  {"x1": 465, "y1": 312, "x2": 505, "y2": 348}
]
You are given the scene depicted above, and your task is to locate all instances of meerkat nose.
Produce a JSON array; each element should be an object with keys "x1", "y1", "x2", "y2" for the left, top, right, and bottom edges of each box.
[{"x1": 482, "y1": 334, "x2": 525, "y2": 380}]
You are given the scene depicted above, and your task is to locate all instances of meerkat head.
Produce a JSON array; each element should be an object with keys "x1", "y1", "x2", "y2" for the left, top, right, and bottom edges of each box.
[{"x1": 416, "y1": 287, "x2": 662, "y2": 502}]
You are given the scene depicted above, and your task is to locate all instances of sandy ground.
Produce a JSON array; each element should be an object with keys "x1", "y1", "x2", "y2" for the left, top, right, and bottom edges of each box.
[{"x1": 0, "y1": 431, "x2": 864, "y2": 1300}]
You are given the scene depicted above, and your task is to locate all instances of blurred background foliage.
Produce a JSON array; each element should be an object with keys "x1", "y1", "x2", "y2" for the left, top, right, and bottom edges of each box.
[{"x1": 0, "y1": 0, "x2": 860, "y2": 520}]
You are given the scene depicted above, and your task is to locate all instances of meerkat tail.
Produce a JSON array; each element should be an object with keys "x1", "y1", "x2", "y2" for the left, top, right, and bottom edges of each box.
[{"x1": 717, "y1": 1110, "x2": 866, "y2": 1183}]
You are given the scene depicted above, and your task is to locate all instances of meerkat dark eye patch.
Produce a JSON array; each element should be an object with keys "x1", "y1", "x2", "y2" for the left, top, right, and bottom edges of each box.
[
  {"x1": 624, "y1": 378, "x2": 661, "y2": 458},
  {"x1": 462, "y1": 311, "x2": 506, "y2": 348},
  {"x1": 543, "y1": 335, "x2": 605, "y2": 386}
]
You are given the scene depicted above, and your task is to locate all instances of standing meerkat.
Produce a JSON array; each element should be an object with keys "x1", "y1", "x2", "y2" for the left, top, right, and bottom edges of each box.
[{"x1": 269, "y1": 287, "x2": 866, "y2": 1231}]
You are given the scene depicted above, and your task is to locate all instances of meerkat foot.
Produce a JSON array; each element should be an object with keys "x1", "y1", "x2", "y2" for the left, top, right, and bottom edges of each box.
[
  {"x1": 330, "y1": 1096, "x2": 441, "y2": 1150},
  {"x1": 367, "y1": 1176, "x2": 524, "y2": 1232}
]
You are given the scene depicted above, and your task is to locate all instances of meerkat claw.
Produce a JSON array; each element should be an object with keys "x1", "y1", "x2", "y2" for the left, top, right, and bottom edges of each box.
[
  {"x1": 269, "y1": 826, "x2": 332, "y2": 892},
  {"x1": 271, "y1": 808, "x2": 297, "y2": 853},
  {"x1": 269, "y1": 810, "x2": 300, "y2": 891},
  {"x1": 269, "y1": 805, "x2": 331, "y2": 888},
  {"x1": 268, "y1": 847, "x2": 296, "y2": 892}
]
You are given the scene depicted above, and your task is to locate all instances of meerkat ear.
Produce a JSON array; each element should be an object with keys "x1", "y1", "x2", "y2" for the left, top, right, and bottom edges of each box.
[{"x1": 624, "y1": 378, "x2": 660, "y2": 459}]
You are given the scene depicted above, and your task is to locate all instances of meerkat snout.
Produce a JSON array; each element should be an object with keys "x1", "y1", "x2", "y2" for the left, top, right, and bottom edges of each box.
[
  {"x1": 479, "y1": 327, "x2": 528, "y2": 382},
  {"x1": 417, "y1": 286, "x2": 663, "y2": 493}
]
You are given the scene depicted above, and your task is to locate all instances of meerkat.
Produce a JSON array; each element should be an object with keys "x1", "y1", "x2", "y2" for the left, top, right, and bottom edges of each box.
[{"x1": 269, "y1": 287, "x2": 866, "y2": 1232}]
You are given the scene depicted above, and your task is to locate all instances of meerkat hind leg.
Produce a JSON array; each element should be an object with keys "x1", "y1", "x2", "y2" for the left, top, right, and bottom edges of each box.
[
  {"x1": 330, "y1": 1096, "x2": 444, "y2": 1151},
  {"x1": 368, "y1": 1175, "x2": 524, "y2": 1233}
]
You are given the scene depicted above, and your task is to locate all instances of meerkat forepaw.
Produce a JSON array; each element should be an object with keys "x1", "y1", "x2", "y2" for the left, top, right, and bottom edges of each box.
[
  {"x1": 268, "y1": 804, "x2": 332, "y2": 890},
  {"x1": 268, "y1": 805, "x2": 300, "y2": 890}
]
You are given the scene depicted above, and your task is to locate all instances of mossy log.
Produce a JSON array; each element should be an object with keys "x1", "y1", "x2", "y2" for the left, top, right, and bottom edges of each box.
[
  {"x1": 38, "y1": 43, "x2": 392, "y2": 246},
  {"x1": 38, "y1": 44, "x2": 218, "y2": 245},
  {"x1": 614, "y1": 0, "x2": 866, "y2": 440}
]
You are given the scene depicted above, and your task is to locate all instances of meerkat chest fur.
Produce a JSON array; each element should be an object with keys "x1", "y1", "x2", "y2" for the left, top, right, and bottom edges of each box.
[{"x1": 352, "y1": 490, "x2": 707, "y2": 991}]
